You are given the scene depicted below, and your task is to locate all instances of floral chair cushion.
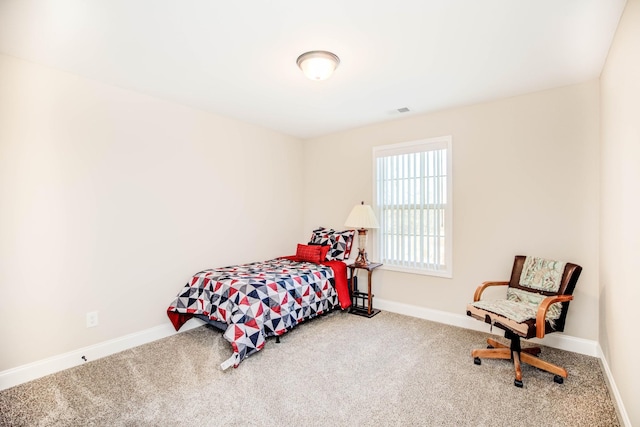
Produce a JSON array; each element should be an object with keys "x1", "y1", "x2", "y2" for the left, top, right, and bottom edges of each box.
[{"x1": 519, "y1": 256, "x2": 566, "y2": 292}]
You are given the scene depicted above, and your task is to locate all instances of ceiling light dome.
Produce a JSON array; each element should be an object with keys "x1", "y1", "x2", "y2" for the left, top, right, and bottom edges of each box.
[{"x1": 296, "y1": 50, "x2": 340, "y2": 81}]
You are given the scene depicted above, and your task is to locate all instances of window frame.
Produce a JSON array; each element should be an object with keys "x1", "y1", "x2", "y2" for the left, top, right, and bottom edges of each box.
[{"x1": 372, "y1": 136, "x2": 453, "y2": 278}]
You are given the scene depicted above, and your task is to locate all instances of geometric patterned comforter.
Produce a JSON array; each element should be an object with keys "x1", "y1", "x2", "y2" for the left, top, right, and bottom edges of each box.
[{"x1": 167, "y1": 257, "x2": 346, "y2": 368}]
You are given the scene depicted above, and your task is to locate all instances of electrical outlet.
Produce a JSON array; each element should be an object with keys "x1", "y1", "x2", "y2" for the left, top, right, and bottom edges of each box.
[{"x1": 86, "y1": 311, "x2": 98, "y2": 328}]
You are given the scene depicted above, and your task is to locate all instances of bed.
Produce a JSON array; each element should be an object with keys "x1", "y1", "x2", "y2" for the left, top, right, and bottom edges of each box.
[{"x1": 167, "y1": 231, "x2": 353, "y2": 369}]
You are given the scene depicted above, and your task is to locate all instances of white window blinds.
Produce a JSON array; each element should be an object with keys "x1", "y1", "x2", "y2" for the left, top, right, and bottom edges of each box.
[{"x1": 373, "y1": 136, "x2": 452, "y2": 277}]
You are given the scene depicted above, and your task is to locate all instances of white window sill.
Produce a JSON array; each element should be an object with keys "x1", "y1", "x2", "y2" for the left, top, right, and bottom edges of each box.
[{"x1": 378, "y1": 264, "x2": 453, "y2": 279}]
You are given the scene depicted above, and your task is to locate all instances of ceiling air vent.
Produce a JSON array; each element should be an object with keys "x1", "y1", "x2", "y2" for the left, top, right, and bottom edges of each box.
[{"x1": 397, "y1": 107, "x2": 410, "y2": 113}]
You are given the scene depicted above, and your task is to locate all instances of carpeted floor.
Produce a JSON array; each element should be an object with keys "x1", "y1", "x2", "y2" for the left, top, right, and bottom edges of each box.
[{"x1": 0, "y1": 311, "x2": 620, "y2": 426}]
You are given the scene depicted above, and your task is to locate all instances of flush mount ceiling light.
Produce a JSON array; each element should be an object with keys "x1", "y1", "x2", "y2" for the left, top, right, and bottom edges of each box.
[{"x1": 296, "y1": 50, "x2": 340, "y2": 81}]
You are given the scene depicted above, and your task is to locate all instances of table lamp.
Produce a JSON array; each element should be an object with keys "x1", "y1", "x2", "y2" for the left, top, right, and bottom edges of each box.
[{"x1": 344, "y1": 201, "x2": 380, "y2": 267}]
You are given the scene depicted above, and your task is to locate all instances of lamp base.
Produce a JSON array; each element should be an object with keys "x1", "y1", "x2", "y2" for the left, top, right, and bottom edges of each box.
[
  {"x1": 353, "y1": 249, "x2": 371, "y2": 267},
  {"x1": 352, "y1": 228, "x2": 372, "y2": 267}
]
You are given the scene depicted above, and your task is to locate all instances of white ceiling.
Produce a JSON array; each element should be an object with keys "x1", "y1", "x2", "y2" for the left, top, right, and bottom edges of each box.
[{"x1": 0, "y1": 0, "x2": 627, "y2": 139}]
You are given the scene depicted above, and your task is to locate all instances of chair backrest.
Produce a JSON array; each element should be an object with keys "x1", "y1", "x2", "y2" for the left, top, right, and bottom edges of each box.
[{"x1": 507, "y1": 255, "x2": 582, "y2": 333}]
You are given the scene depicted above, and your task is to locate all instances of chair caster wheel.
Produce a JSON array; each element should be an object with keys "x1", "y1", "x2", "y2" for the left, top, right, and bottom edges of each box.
[
  {"x1": 474, "y1": 357, "x2": 481, "y2": 365},
  {"x1": 514, "y1": 379, "x2": 523, "y2": 388},
  {"x1": 554, "y1": 375, "x2": 564, "y2": 384}
]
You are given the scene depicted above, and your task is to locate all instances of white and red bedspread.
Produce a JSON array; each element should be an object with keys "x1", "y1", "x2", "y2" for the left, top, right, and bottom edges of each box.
[{"x1": 167, "y1": 256, "x2": 350, "y2": 368}]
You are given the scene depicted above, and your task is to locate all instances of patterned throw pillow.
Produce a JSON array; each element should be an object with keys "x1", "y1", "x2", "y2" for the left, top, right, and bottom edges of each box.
[
  {"x1": 308, "y1": 227, "x2": 355, "y2": 261},
  {"x1": 309, "y1": 227, "x2": 333, "y2": 246}
]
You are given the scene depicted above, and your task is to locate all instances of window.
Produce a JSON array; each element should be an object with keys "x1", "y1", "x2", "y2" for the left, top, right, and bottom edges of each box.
[{"x1": 373, "y1": 136, "x2": 452, "y2": 277}]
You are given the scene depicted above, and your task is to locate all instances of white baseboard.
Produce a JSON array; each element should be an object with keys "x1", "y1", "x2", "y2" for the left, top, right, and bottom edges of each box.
[
  {"x1": 596, "y1": 344, "x2": 632, "y2": 427},
  {"x1": 376, "y1": 298, "x2": 630, "y2": 426},
  {"x1": 0, "y1": 318, "x2": 204, "y2": 392}
]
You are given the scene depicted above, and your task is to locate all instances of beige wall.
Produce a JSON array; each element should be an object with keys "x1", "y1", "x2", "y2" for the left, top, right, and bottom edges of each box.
[
  {"x1": 600, "y1": 0, "x2": 640, "y2": 425},
  {"x1": 0, "y1": 54, "x2": 304, "y2": 371},
  {"x1": 303, "y1": 81, "x2": 600, "y2": 341}
]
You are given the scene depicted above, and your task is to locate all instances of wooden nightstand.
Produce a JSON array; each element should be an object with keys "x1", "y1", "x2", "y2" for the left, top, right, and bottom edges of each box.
[{"x1": 347, "y1": 262, "x2": 382, "y2": 317}]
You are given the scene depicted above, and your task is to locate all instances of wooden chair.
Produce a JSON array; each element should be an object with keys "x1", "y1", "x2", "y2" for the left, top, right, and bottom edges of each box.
[{"x1": 466, "y1": 255, "x2": 582, "y2": 387}]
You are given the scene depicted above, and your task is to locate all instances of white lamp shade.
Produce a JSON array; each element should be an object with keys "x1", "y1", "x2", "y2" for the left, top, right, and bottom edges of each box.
[
  {"x1": 345, "y1": 203, "x2": 379, "y2": 229},
  {"x1": 296, "y1": 51, "x2": 340, "y2": 81}
]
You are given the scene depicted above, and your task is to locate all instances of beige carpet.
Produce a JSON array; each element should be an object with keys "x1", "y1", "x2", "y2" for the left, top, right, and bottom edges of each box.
[{"x1": 0, "y1": 311, "x2": 620, "y2": 426}]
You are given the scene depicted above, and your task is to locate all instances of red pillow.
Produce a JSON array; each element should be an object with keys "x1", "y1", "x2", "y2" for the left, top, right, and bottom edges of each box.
[
  {"x1": 319, "y1": 245, "x2": 330, "y2": 261},
  {"x1": 296, "y1": 244, "x2": 322, "y2": 263}
]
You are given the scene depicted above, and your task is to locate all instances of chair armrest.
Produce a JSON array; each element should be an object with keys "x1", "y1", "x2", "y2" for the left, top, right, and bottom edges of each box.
[
  {"x1": 473, "y1": 281, "x2": 509, "y2": 302},
  {"x1": 535, "y1": 295, "x2": 574, "y2": 339}
]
